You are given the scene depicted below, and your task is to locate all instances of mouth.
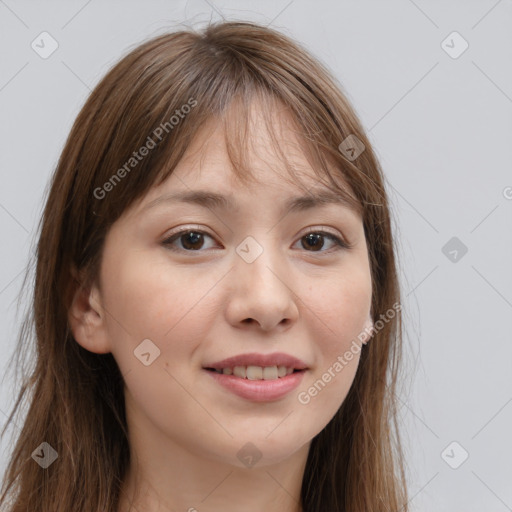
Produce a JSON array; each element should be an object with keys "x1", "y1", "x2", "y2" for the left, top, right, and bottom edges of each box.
[
  {"x1": 203, "y1": 366, "x2": 305, "y2": 380},
  {"x1": 202, "y1": 352, "x2": 309, "y2": 381},
  {"x1": 202, "y1": 365, "x2": 307, "y2": 402}
]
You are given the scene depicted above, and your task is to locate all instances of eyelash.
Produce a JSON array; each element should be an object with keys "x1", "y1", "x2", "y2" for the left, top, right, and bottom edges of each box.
[{"x1": 162, "y1": 227, "x2": 352, "y2": 255}]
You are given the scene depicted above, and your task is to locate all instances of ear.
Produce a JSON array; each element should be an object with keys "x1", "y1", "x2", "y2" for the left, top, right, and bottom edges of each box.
[
  {"x1": 68, "y1": 266, "x2": 111, "y2": 354},
  {"x1": 361, "y1": 312, "x2": 374, "y2": 346}
]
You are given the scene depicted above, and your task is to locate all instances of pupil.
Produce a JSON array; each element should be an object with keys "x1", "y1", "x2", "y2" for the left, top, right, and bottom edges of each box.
[
  {"x1": 182, "y1": 232, "x2": 203, "y2": 250},
  {"x1": 304, "y1": 233, "x2": 323, "y2": 251}
]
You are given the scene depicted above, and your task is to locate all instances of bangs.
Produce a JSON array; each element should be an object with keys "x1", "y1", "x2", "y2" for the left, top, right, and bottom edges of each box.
[{"x1": 151, "y1": 87, "x2": 364, "y2": 218}]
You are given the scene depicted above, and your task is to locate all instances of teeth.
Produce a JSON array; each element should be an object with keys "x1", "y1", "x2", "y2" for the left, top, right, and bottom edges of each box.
[
  {"x1": 262, "y1": 366, "x2": 278, "y2": 380},
  {"x1": 277, "y1": 366, "x2": 287, "y2": 378},
  {"x1": 233, "y1": 366, "x2": 246, "y2": 378},
  {"x1": 246, "y1": 366, "x2": 263, "y2": 380},
  {"x1": 214, "y1": 365, "x2": 297, "y2": 380}
]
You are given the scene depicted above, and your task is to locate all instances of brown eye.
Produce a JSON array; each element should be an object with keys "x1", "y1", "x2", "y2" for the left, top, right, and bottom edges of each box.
[
  {"x1": 163, "y1": 230, "x2": 216, "y2": 252},
  {"x1": 297, "y1": 231, "x2": 350, "y2": 253},
  {"x1": 179, "y1": 231, "x2": 205, "y2": 250},
  {"x1": 301, "y1": 233, "x2": 325, "y2": 251}
]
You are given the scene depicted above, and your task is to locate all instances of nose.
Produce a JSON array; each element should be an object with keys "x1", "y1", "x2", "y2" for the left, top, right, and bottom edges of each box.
[{"x1": 224, "y1": 243, "x2": 299, "y2": 332}]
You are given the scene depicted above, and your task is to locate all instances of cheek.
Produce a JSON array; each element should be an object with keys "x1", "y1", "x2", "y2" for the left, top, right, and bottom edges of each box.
[
  {"x1": 305, "y1": 265, "x2": 372, "y2": 348},
  {"x1": 99, "y1": 251, "x2": 222, "y2": 429},
  {"x1": 102, "y1": 249, "x2": 198, "y2": 335},
  {"x1": 294, "y1": 265, "x2": 371, "y2": 416},
  {"x1": 101, "y1": 249, "x2": 224, "y2": 373}
]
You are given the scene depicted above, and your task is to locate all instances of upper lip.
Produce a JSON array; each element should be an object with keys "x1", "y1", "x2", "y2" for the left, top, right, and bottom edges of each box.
[{"x1": 203, "y1": 352, "x2": 309, "y2": 370}]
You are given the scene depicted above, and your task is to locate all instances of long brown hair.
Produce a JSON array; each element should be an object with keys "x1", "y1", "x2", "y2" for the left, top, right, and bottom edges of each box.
[{"x1": 0, "y1": 20, "x2": 408, "y2": 511}]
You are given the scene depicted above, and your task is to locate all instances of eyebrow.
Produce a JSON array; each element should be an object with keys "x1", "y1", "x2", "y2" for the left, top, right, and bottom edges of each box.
[{"x1": 141, "y1": 189, "x2": 360, "y2": 215}]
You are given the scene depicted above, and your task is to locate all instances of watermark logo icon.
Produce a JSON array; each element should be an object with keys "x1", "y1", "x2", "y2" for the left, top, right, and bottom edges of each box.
[
  {"x1": 236, "y1": 236, "x2": 264, "y2": 264},
  {"x1": 236, "y1": 442, "x2": 262, "y2": 468},
  {"x1": 441, "y1": 441, "x2": 469, "y2": 469},
  {"x1": 134, "y1": 338, "x2": 161, "y2": 366},
  {"x1": 441, "y1": 31, "x2": 469, "y2": 59},
  {"x1": 442, "y1": 236, "x2": 468, "y2": 263},
  {"x1": 338, "y1": 134, "x2": 365, "y2": 161},
  {"x1": 32, "y1": 442, "x2": 58, "y2": 468},
  {"x1": 31, "y1": 31, "x2": 59, "y2": 59}
]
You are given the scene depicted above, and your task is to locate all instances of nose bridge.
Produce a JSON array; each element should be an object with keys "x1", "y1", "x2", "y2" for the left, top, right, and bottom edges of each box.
[
  {"x1": 228, "y1": 231, "x2": 297, "y2": 330},
  {"x1": 235, "y1": 232, "x2": 285, "y2": 290}
]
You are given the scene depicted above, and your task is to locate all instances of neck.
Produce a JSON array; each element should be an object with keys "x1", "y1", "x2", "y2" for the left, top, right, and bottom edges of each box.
[
  {"x1": 117, "y1": 392, "x2": 309, "y2": 512},
  {"x1": 118, "y1": 442, "x2": 308, "y2": 512}
]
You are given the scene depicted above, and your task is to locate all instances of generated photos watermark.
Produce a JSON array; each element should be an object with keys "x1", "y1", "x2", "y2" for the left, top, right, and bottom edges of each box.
[
  {"x1": 93, "y1": 97, "x2": 197, "y2": 200},
  {"x1": 297, "y1": 302, "x2": 402, "y2": 405}
]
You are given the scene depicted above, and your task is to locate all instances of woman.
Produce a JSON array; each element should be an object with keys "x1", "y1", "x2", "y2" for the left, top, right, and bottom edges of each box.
[{"x1": 0, "y1": 20, "x2": 408, "y2": 512}]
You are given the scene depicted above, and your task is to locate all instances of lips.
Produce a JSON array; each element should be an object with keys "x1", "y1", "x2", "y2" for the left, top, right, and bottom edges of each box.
[
  {"x1": 204, "y1": 367, "x2": 307, "y2": 401},
  {"x1": 202, "y1": 352, "x2": 309, "y2": 371},
  {"x1": 202, "y1": 352, "x2": 309, "y2": 402}
]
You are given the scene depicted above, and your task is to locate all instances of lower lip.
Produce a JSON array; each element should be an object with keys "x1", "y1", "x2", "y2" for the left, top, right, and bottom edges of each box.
[{"x1": 203, "y1": 369, "x2": 306, "y2": 402}]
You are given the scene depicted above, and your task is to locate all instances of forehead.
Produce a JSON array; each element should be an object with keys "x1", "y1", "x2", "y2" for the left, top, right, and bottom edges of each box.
[
  {"x1": 203, "y1": 102, "x2": 347, "y2": 178},
  {"x1": 133, "y1": 94, "x2": 361, "y2": 216},
  {"x1": 139, "y1": 151, "x2": 359, "y2": 220}
]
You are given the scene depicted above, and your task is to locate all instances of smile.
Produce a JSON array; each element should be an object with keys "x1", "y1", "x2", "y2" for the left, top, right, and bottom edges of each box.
[
  {"x1": 203, "y1": 367, "x2": 307, "y2": 402},
  {"x1": 205, "y1": 365, "x2": 299, "y2": 380}
]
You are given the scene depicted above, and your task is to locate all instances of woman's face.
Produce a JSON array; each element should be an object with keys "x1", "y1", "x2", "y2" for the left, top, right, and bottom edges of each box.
[{"x1": 89, "y1": 102, "x2": 373, "y2": 468}]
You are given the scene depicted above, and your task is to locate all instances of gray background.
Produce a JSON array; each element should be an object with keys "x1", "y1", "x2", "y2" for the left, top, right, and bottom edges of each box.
[{"x1": 1, "y1": 1, "x2": 511, "y2": 510}]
